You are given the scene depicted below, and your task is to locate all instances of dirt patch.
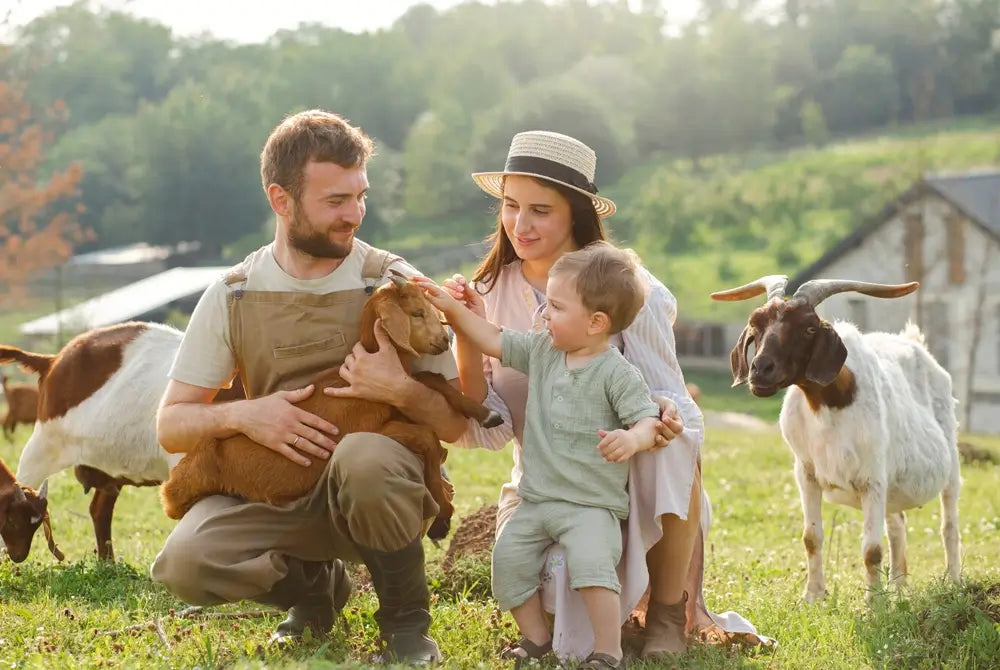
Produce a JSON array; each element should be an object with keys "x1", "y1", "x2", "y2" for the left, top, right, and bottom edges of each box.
[
  {"x1": 958, "y1": 441, "x2": 997, "y2": 466},
  {"x1": 442, "y1": 503, "x2": 497, "y2": 572}
]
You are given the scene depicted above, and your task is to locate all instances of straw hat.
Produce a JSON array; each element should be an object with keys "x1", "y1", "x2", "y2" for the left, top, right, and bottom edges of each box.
[{"x1": 471, "y1": 130, "x2": 616, "y2": 217}]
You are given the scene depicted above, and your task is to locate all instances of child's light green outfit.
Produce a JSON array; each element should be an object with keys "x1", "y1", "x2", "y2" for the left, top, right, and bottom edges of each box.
[{"x1": 492, "y1": 330, "x2": 659, "y2": 610}]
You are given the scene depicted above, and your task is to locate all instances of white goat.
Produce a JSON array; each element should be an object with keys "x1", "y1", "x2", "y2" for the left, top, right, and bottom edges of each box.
[
  {"x1": 712, "y1": 276, "x2": 961, "y2": 602},
  {"x1": 1, "y1": 322, "x2": 241, "y2": 560}
]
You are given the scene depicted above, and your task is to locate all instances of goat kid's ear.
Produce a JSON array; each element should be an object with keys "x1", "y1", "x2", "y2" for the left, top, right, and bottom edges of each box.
[
  {"x1": 804, "y1": 325, "x2": 848, "y2": 386},
  {"x1": 730, "y1": 326, "x2": 753, "y2": 387},
  {"x1": 376, "y1": 302, "x2": 419, "y2": 357}
]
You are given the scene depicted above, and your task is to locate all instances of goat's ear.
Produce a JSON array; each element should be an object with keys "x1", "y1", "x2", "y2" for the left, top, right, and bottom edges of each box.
[
  {"x1": 730, "y1": 326, "x2": 753, "y2": 387},
  {"x1": 376, "y1": 301, "x2": 419, "y2": 357},
  {"x1": 804, "y1": 325, "x2": 848, "y2": 386}
]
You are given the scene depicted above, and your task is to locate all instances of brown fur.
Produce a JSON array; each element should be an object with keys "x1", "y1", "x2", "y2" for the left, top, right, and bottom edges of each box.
[
  {"x1": 160, "y1": 278, "x2": 501, "y2": 540},
  {"x1": 0, "y1": 457, "x2": 63, "y2": 563},
  {"x1": 1, "y1": 372, "x2": 39, "y2": 441}
]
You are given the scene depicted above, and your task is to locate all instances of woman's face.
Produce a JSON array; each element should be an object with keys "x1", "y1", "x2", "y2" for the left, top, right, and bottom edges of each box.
[{"x1": 501, "y1": 176, "x2": 577, "y2": 265}]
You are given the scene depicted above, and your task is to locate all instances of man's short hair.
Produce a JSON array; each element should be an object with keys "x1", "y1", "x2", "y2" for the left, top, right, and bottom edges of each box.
[
  {"x1": 260, "y1": 109, "x2": 375, "y2": 200},
  {"x1": 550, "y1": 241, "x2": 647, "y2": 334}
]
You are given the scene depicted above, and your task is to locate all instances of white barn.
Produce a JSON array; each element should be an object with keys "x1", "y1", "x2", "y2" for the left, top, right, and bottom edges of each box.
[{"x1": 788, "y1": 168, "x2": 1000, "y2": 434}]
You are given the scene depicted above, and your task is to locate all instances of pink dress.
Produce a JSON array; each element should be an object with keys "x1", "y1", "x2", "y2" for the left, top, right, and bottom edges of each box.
[{"x1": 452, "y1": 261, "x2": 771, "y2": 659}]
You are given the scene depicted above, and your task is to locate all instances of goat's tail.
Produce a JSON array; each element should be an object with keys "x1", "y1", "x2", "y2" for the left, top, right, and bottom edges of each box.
[
  {"x1": 0, "y1": 346, "x2": 56, "y2": 377},
  {"x1": 900, "y1": 321, "x2": 928, "y2": 349}
]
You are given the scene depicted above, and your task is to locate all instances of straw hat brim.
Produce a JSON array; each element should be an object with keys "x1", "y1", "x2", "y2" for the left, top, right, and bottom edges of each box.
[{"x1": 472, "y1": 171, "x2": 616, "y2": 218}]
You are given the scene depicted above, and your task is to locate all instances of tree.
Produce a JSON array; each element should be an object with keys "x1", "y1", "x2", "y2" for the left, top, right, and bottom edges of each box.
[{"x1": 0, "y1": 47, "x2": 89, "y2": 305}]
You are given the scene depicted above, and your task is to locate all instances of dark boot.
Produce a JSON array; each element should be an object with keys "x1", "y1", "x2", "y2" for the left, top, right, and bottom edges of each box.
[
  {"x1": 257, "y1": 558, "x2": 353, "y2": 645},
  {"x1": 357, "y1": 537, "x2": 441, "y2": 665}
]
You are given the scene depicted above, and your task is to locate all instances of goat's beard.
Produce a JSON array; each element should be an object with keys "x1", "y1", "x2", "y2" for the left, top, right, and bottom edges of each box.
[{"x1": 288, "y1": 207, "x2": 354, "y2": 260}]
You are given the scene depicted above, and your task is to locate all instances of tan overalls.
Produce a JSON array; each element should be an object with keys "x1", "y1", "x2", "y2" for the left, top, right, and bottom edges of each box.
[{"x1": 150, "y1": 245, "x2": 438, "y2": 606}]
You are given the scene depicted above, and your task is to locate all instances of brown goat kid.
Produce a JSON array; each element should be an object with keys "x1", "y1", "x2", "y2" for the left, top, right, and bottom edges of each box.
[
  {"x1": 0, "y1": 457, "x2": 63, "y2": 563},
  {"x1": 1, "y1": 371, "x2": 38, "y2": 442},
  {"x1": 161, "y1": 273, "x2": 502, "y2": 539}
]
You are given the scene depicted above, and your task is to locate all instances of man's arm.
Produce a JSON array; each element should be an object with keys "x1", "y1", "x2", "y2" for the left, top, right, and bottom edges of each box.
[
  {"x1": 325, "y1": 321, "x2": 470, "y2": 443},
  {"x1": 157, "y1": 379, "x2": 338, "y2": 467}
]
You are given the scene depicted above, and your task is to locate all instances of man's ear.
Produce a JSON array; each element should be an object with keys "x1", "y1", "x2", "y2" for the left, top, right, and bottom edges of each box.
[
  {"x1": 266, "y1": 183, "x2": 293, "y2": 217},
  {"x1": 588, "y1": 311, "x2": 611, "y2": 336}
]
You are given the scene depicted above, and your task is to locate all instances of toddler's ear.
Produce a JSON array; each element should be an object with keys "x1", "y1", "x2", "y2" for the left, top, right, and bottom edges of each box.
[{"x1": 589, "y1": 311, "x2": 611, "y2": 335}]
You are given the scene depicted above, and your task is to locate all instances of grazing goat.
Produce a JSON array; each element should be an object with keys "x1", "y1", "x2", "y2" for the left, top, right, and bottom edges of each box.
[
  {"x1": 0, "y1": 457, "x2": 63, "y2": 563},
  {"x1": 1, "y1": 371, "x2": 39, "y2": 442},
  {"x1": 712, "y1": 275, "x2": 961, "y2": 602},
  {"x1": 0, "y1": 322, "x2": 243, "y2": 561},
  {"x1": 161, "y1": 272, "x2": 502, "y2": 540}
]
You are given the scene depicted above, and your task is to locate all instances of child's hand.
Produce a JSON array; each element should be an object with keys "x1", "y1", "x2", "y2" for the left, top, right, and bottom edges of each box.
[
  {"x1": 411, "y1": 276, "x2": 463, "y2": 315},
  {"x1": 597, "y1": 428, "x2": 641, "y2": 463},
  {"x1": 442, "y1": 274, "x2": 486, "y2": 319}
]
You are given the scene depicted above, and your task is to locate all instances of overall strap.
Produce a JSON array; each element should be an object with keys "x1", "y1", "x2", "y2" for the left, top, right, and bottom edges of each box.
[{"x1": 361, "y1": 245, "x2": 402, "y2": 295}]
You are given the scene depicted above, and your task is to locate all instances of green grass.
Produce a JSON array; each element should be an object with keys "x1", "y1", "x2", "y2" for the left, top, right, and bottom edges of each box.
[{"x1": 2, "y1": 415, "x2": 999, "y2": 668}]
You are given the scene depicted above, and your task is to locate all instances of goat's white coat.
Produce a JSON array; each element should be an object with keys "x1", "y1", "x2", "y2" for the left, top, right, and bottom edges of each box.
[
  {"x1": 16, "y1": 323, "x2": 184, "y2": 488},
  {"x1": 779, "y1": 321, "x2": 961, "y2": 601}
]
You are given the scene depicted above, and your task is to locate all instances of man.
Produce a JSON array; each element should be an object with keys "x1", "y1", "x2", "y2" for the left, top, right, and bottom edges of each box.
[{"x1": 151, "y1": 109, "x2": 467, "y2": 664}]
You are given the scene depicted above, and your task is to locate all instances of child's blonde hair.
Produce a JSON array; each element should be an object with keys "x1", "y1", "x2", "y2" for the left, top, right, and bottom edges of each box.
[{"x1": 550, "y1": 241, "x2": 646, "y2": 334}]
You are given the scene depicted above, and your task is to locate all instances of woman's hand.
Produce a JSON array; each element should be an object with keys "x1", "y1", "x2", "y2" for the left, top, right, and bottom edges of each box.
[
  {"x1": 652, "y1": 395, "x2": 684, "y2": 448},
  {"x1": 442, "y1": 274, "x2": 486, "y2": 319},
  {"x1": 411, "y1": 276, "x2": 462, "y2": 314}
]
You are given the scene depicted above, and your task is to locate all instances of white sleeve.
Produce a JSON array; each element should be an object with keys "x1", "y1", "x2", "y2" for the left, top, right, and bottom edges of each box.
[
  {"x1": 620, "y1": 272, "x2": 705, "y2": 446},
  {"x1": 168, "y1": 279, "x2": 238, "y2": 389}
]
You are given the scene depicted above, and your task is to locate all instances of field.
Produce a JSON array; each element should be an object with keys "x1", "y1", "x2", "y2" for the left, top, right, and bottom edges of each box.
[{"x1": 2, "y1": 410, "x2": 999, "y2": 669}]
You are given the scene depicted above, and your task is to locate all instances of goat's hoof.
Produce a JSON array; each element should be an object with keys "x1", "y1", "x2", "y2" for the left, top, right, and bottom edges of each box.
[
  {"x1": 802, "y1": 587, "x2": 827, "y2": 604},
  {"x1": 427, "y1": 516, "x2": 451, "y2": 541},
  {"x1": 480, "y1": 411, "x2": 503, "y2": 429}
]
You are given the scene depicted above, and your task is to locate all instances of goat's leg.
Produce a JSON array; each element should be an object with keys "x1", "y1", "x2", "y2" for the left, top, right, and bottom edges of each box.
[
  {"x1": 859, "y1": 482, "x2": 888, "y2": 602},
  {"x1": 89, "y1": 487, "x2": 121, "y2": 562},
  {"x1": 885, "y1": 511, "x2": 908, "y2": 588},
  {"x1": 940, "y1": 473, "x2": 962, "y2": 583},
  {"x1": 794, "y1": 459, "x2": 826, "y2": 603},
  {"x1": 412, "y1": 371, "x2": 503, "y2": 428}
]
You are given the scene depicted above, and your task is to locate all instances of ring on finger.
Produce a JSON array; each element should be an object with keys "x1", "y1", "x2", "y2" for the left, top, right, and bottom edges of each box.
[{"x1": 292, "y1": 435, "x2": 300, "y2": 447}]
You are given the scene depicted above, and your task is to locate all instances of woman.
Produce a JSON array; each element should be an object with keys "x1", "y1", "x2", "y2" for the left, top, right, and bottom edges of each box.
[{"x1": 448, "y1": 131, "x2": 769, "y2": 661}]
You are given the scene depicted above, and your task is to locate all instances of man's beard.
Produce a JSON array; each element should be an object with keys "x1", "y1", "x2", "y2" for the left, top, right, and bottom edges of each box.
[{"x1": 288, "y1": 208, "x2": 355, "y2": 260}]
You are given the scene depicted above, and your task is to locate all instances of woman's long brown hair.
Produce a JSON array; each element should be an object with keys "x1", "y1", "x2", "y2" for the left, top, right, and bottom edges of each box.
[{"x1": 471, "y1": 176, "x2": 609, "y2": 293}]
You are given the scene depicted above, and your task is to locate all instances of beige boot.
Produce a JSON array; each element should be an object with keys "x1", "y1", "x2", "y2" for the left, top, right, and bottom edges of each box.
[{"x1": 641, "y1": 592, "x2": 688, "y2": 658}]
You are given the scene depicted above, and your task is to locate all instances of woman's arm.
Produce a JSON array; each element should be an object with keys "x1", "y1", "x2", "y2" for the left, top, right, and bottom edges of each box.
[{"x1": 621, "y1": 273, "x2": 705, "y2": 448}]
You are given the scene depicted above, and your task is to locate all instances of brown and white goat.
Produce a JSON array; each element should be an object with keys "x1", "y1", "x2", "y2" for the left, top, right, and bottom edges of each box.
[
  {"x1": 0, "y1": 456, "x2": 63, "y2": 563},
  {"x1": 160, "y1": 273, "x2": 502, "y2": 540},
  {"x1": 0, "y1": 322, "x2": 244, "y2": 561},
  {"x1": 713, "y1": 276, "x2": 961, "y2": 602},
  {"x1": 1, "y1": 371, "x2": 39, "y2": 442}
]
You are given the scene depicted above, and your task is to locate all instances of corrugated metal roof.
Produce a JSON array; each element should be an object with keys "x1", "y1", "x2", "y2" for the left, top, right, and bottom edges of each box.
[
  {"x1": 67, "y1": 241, "x2": 202, "y2": 266},
  {"x1": 19, "y1": 266, "x2": 227, "y2": 336}
]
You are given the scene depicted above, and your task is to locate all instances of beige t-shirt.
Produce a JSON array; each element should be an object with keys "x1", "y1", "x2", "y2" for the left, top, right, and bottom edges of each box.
[{"x1": 169, "y1": 238, "x2": 460, "y2": 390}]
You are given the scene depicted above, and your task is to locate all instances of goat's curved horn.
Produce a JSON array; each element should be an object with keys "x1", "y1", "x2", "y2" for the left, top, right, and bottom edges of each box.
[
  {"x1": 711, "y1": 275, "x2": 788, "y2": 303},
  {"x1": 38, "y1": 480, "x2": 48, "y2": 501},
  {"x1": 792, "y1": 280, "x2": 919, "y2": 307},
  {"x1": 12, "y1": 484, "x2": 27, "y2": 504}
]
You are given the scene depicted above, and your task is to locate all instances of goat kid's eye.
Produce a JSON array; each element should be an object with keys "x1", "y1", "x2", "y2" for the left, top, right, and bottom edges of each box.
[
  {"x1": 412, "y1": 309, "x2": 425, "y2": 318},
  {"x1": 806, "y1": 326, "x2": 818, "y2": 336}
]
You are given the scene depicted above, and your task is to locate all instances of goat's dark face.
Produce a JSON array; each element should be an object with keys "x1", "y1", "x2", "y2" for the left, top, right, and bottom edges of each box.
[
  {"x1": 378, "y1": 281, "x2": 451, "y2": 357},
  {"x1": 732, "y1": 298, "x2": 847, "y2": 397},
  {"x1": 0, "y1": 486, "x2": 48, "y2": 563}
]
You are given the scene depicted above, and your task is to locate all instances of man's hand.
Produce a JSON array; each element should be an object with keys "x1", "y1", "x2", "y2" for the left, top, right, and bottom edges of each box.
[
  {"x1": 233, "y1": 385, "x2": 338, "y2": 466},
  {"x1": 324, "y1": 319, "x2": 408, "y2": 403},
  {"x1": 652, "y1": 395, "x2": 684, "y2": 448},
  {"x1": 597, "y1": 428, "x2": 643, "y2": 463}
]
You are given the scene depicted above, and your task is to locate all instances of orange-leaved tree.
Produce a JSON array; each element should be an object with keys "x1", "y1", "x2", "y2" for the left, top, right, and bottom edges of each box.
[{"x1": 0, "y1": 44, "x2": 91, "y2": 306}]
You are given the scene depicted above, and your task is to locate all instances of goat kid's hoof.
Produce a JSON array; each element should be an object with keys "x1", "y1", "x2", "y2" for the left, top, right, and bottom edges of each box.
[
  {"x1": 480, "y1": 410, "x2": 504, "y2": 429},
  {"x1": 802, "y1": 587, "x2": 827, "y2": 604}
]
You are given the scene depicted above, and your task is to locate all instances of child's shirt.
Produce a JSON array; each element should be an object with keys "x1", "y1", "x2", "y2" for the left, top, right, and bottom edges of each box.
[{"x1": 500, "y1": 329, "x2": 660, "y2": 518}]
